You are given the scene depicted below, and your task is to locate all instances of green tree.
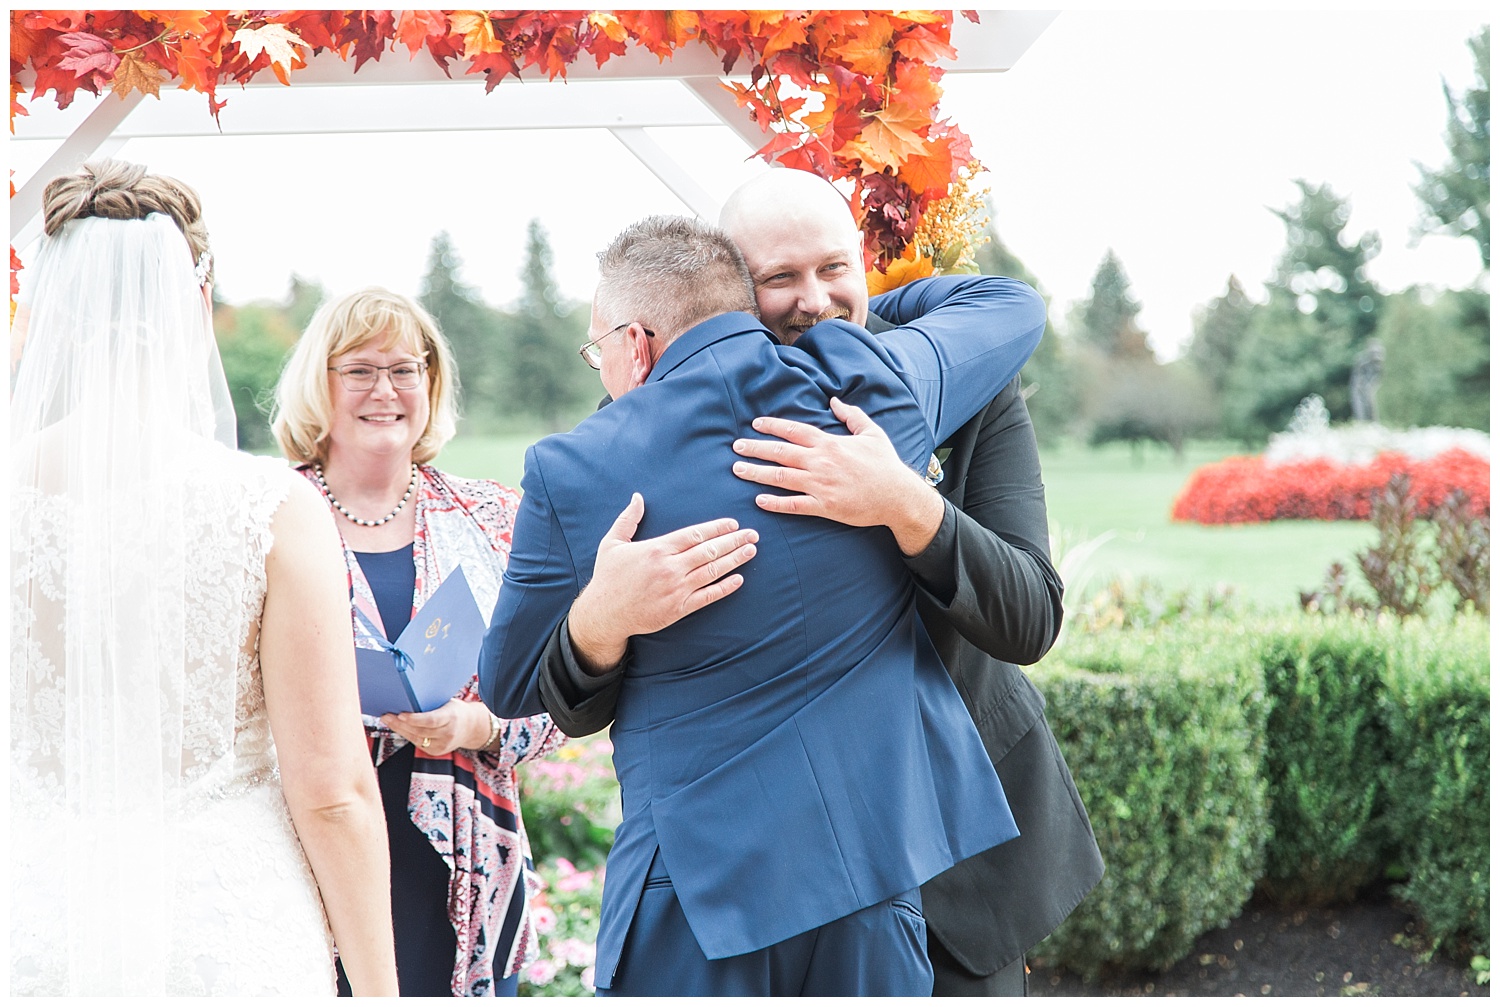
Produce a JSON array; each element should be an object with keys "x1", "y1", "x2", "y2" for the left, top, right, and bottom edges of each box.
[
  {"x1": 1187, "y1": 275, "x2": 1254, "y2": 395},
  {"x1": 974, "y1": 227, "x2": 1078, "y2": 444},
  {"x1": 1084, "y1": 357, "x2": 1215, "y2": 462},
  {"x1": 500, "y1": 220, "x2": 595, "y2": 431},
  {"x1": 1413, "y1": 25, "x2": 1489, "y2": 270},
  {"x1": 1271, "y1": 179, "x2": 1383, "y2": 344},
  {"x1": 1222, "y1": 181, "x2": 1383, "y2": 439},
  {"x1": 1076, "y1": 250, "x2": 1151, "y2": 360},
  {"x1": 1376, "y1": 286, "x2": 1489, "y2": 430},
  {"x1": 418, "y1": 232, "x2": 507, "y2": 430},
  {"x1": 214, "y1": 302, "x2": 298, "y2": 451}
]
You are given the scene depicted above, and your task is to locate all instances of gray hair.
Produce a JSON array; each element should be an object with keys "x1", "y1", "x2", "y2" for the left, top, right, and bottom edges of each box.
[{"x1": 594, "y1": 215, "x2": 756, "y2": 343}]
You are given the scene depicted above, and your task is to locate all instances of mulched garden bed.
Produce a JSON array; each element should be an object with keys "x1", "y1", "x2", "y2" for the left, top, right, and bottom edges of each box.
[{"x1": 1031, "y1": 885, "x2": 1487, "y2": 997}]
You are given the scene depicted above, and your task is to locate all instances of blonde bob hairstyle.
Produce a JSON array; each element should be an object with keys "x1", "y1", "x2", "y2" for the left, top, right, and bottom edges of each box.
[{"x1": 272, "y1": 288, "x2": 459, "y2": 467}]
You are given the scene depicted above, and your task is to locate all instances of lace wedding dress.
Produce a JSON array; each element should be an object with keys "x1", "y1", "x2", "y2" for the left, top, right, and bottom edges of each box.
[{"x1": 11, "y1": 445, "x2": 337, "y2": 995}]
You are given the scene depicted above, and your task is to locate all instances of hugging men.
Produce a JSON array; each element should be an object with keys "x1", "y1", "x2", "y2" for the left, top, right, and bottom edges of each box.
[{"x1": 483, "y1": 170, "x2": 1100, "y2": 995}]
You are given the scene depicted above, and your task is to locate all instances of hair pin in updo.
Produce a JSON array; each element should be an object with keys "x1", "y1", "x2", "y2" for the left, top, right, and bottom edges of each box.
[{"x1": 193, "y1": 249, "x2": 213, "y2": 288}]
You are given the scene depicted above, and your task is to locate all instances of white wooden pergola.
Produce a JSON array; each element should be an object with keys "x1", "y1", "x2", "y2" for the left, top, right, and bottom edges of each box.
[{"x1": 11, "y1": 11, "x2": 1056, "y2": 251}]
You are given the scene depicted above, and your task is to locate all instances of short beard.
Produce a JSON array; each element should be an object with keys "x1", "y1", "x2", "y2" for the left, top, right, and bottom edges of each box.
[{"x1": 779, "y1": 306, "x2": 852, "y2": 344}]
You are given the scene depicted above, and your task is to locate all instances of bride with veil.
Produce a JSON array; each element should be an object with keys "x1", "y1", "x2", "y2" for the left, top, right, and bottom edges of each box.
[{"x1": 10, "y1": 160, "x2": 398, "y2": 996}]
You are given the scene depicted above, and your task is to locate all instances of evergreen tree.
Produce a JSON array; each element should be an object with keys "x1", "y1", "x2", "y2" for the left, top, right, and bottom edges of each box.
[
  {"x1": 1187, "y1": 275, "x2": 1254, "y2": 395},
  {"x1": 973, "y1": 226, "x2": 1077, "y2": 444},
  {"x1": 1270, "y1": 179, "x2": 1383, "y2": 343},
  {"x1": 1413, "y1": 25, "x2": 1489, "y2": 270},
  {"x1": 501, "y1": 220, "x2": 594, "y2": 431},
  {"x1": 1376, "y1": 287, "x2": 1489, "y2": 430},
  {"x1": 418, "y1": 232, "x2": 505, "y2": 429},
  {"x1": 1221, "y1": 181, "x2": 1383, "y2": 439},
  {"x1": 1077, "y1": 250, "x2": 1151, "y2": 359}
]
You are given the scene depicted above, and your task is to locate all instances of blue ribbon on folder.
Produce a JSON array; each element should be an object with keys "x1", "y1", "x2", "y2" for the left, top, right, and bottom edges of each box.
[{"x1": 354, "y1": 565, "x2": 486, "y2": 717}]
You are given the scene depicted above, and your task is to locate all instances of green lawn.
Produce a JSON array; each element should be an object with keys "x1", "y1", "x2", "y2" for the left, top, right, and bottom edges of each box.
[
  {"x1": 1041, "y1": 440, "x2": 1374, "y2": 610},
  {"x1": 436, "y1": 433, "x2": 1376, "y2": 612}
]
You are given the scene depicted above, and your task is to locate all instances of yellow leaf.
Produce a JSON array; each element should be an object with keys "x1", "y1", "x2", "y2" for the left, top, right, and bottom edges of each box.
[
  {"x1": 892, "y1": 10, "x2": 946, "y2": 24},
  {"x1": 231, "y1": 23, "x2": 308, "y2": 72},
  {"x1": 449, "y1": 10, "x2": 501, "y2": 58},
  {"x1": 587, "y1": 11, "x2": 628, "y2": 43},
  {"x1": 846, "y1": 104, "x2": 929, "y2": 173},
  {"x1": 110, "y1": 52, "x2": 165, "y2": 100},
  {"x1": 867, "y1": 246, "x2": 934, "y2": 295}
]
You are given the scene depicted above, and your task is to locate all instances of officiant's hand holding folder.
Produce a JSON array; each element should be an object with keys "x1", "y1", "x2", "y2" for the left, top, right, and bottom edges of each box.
[{"x1": 355, "y1": 565, "x2": 487, "y2": 717}]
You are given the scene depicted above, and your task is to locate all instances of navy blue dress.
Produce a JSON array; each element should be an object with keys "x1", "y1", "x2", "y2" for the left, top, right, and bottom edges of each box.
[{"x1": 335, "y1": 543, "x2": 518, "y2": 997}]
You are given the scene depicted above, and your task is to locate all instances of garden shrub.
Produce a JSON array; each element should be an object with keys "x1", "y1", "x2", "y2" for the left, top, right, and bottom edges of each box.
[
  {"x1": 517, "y1": 734, "x2": 619, "y2": 869},
  {"x1": 1031, "y1": 626, "x2": 1268, "y2": 977},
  {"x1": 1254, "y1": 617, "x2": 1392, "y2": 905},
  {"x1": 1381, "y1": 615, "x2": 1490, "y2": 958},
  {"x1": 518, "y1": 857, "x2": 604, "y2": 996},
  {"x1": 1171, "y1": 448, "x2": 1488, "y2": 525}
]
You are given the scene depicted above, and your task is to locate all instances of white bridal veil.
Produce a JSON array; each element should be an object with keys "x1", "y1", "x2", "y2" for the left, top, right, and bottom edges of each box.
[{"x1": 10, "y1": 212, "x2": 239, "y2": 992}]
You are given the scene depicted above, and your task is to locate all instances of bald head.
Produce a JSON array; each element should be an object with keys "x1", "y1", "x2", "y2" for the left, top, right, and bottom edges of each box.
[{"x1": 718, "y1": 169, "x2": 869, "y2": 343}]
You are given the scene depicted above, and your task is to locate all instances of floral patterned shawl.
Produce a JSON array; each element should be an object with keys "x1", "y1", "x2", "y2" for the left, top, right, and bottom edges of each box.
[{"x1": 301, "y1": 464, "x2": 563, "y2": 996}]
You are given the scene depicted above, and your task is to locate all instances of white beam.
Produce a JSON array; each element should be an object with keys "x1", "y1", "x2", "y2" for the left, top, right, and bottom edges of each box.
[
  {"x1": 11, "y1": 92, "x2": 144, "y2": 243},
  {"x1": 608, "y1": 126, "x2": 722, "y2": 220},
  {"x1": 12, "y1": 79, "x2": 727, "y2": 141}
]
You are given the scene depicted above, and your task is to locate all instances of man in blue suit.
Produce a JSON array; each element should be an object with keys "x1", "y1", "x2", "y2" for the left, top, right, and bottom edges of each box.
[{"x1": 481, "y1": 215, "x2": 1045, "y2": 995}]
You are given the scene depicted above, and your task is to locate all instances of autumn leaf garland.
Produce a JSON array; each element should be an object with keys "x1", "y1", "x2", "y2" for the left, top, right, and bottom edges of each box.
[{"x1": 11, "y1": 9, "x2": 988, "y2": 280}]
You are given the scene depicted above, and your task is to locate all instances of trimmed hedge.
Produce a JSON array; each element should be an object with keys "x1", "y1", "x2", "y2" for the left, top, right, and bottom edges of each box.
[
  {"x1": 1032, "y1": 613, "x2": 1488, "y2": 977},
  {"x1": 1382, "y1": 617, "x2": 1490, "y2": 957},
  {"x1": 1256, "y1": 617, "x2": 1392, "y2": 904},
  {"x1": 1031, "y1": 627, "x2": 1269, "y2": 977}
]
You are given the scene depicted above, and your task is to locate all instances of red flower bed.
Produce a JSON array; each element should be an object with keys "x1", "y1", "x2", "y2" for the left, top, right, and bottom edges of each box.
[{"x1": 1172, "y1": 449, "x2": 1489, "y2": 525}]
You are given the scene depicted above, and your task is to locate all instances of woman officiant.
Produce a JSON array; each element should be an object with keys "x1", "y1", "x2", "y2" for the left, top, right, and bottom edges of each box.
[{"x1": 272, "y1": 289, "x2": 563, "y2": 997}]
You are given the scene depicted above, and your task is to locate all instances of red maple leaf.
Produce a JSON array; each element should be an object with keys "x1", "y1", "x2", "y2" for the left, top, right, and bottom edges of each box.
[
  {"x1": 56, "y1": 31, "x2": 119, "y2": 89},
  {"x1": 394, "y1": 10, "x2": 448, "y2": 58}
]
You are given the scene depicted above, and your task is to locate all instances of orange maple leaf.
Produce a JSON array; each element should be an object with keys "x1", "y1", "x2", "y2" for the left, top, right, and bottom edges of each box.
[
  {"x1": 891, "y1": 11, "x2": 946, "y2": 25},
  {"x1": 891, "y1": 59, "x2": 942, "y2": 111},
  {"x1": 897, "y1": 134, "x2": 955, "y2": 198},
  {"x1": 828, "y1": 16, "x2": 894, "y2": 77},
  {"x1": 110, "y1": 52, "x2": 166, "y2": 99},
  {"x1": 449, "y1": 10, "x2": 502, "y2": 59},
  {"x1": 894, "y1": 27, "x2": 958, "y2": 63},
  {"x1": 134, "y1": 10, "x2": 214, "y2": 37},
  {"x1": 846, "y1": 103, "x2": 929, "y2": 173},
  {"x1": 797, "y1": 81, "x2": 842, "y2": 134},
  {"x1": 754, "y1": 11, "x2": 809, "y2": 59}
]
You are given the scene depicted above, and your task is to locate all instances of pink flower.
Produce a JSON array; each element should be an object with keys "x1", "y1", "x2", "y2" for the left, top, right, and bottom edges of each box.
[
  {"x1": 557, "y1": 869, "x2": 596, "y2": 892},
  {"x1": 523, "y1": 959, "x2": 559, "y2": 986},
  {"x1": 531, "y1": 905, "x2": 557, "y2": 934},
  {"x1": 581, "y1": 966, "x2": 596, "y2": 991},
  {"x1": 553, "y1": 938, "x2": 596, "y2": 967}
]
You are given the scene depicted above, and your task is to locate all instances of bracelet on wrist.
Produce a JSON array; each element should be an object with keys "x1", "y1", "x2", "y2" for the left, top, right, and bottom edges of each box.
[{"x1": 482, "y1": 710, "x2": 503, "y2": 750}]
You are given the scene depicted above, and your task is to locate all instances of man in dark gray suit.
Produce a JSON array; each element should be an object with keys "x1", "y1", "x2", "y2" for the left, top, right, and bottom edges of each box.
[{"x1": 534, "y1": 170, "x2": 1103, "y2": 994}]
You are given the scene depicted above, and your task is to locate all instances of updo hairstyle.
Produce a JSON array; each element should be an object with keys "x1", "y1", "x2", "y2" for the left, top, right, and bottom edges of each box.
[{"x1": 41, "y1": 159, "x2": 213, "y2": 284}]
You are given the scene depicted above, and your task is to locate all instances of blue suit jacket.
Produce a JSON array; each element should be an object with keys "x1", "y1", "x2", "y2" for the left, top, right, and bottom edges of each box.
[{"x1": 481, "y1": 276, "x2": 1046, "y2": 983}]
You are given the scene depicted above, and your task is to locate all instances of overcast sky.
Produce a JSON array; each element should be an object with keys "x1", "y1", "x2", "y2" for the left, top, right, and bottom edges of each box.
[{"x1": 11, "y1": 10, "x2": 1489, "y2": 359}]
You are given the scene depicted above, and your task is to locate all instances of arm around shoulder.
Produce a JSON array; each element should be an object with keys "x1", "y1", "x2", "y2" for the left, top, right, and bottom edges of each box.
[{"x1": 261, "y1": 476, "x2": 397, "y2": 996}]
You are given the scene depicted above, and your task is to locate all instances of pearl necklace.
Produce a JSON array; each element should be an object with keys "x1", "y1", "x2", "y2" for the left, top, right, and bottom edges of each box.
[{"x1": 314, "y1": 463, "x2": 418, "y2": 528}]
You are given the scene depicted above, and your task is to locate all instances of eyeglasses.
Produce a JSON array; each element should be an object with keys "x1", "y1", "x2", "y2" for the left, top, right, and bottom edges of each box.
[
  {"x1": 327, "y1": 361, "x2": 429, "y2": 391},
  {"x1": 579, "y1": 322, "x2": 654, "y2": 370}
]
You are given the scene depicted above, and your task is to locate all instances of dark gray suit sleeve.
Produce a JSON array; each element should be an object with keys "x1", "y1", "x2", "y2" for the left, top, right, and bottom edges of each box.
[
  {"x1": 904, "y1": 378, "x2": 1064, "y2": 666},
  {"x1": 535, "y1": 616, "x2": 624, "y2": 737}
]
